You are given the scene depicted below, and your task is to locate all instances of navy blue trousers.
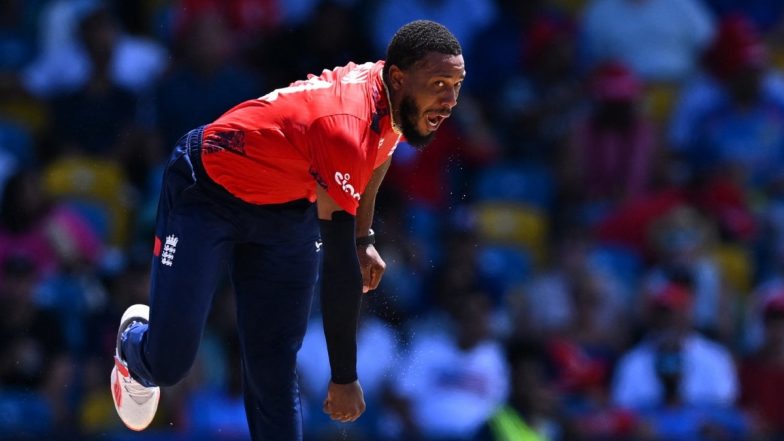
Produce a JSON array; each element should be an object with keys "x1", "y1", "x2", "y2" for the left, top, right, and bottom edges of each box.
[{"x1": 122, "y1": 127, "x2": 321, "y2": 441}]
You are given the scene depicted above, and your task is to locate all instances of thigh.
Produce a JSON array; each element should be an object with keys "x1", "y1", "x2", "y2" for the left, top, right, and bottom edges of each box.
[
  {"x1": 231, "y1": 202, "x2": 321, "y2": 353},
  {"x1": 145, "y1": 148, "x2": 236, "y2": 373},
  {"x1": 230, "y1": 205, "x2": 320, "y2": 378},
  {"x1": 230, "y1": 235, "x2": 320, "y2": 357}
]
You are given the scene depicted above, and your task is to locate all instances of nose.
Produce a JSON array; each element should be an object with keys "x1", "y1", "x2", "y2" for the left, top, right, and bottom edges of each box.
[{"x1": 440, "y1": 86, "x2": 458, "y2": 109}]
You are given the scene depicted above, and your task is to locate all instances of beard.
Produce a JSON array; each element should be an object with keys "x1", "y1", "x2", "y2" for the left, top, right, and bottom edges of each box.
[{"x1": 398, "y1": 94, "x2": 437, "y2": 150}]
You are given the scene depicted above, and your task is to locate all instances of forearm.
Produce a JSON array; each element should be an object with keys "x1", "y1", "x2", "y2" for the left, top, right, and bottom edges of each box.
[
  {"x1": 318, "y1": 212, "x2": 363, "y2": 384},
  {"x1": 355, "y1": 194, "x2": 376, "y2": 238},
  {"x1": 356, "y1": 158, "x2": 391, "y2": 237}
]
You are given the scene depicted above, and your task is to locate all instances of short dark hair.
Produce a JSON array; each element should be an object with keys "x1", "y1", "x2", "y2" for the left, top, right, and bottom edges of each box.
[{"x1": 384, "y1": 20, "x2": 462, "y2": 79}]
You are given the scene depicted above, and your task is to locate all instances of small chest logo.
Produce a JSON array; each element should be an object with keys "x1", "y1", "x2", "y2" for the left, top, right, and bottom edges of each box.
[
  {"x1": 335, "y1": 172, "x2": 361, "y2": 201},
  {"x1": 161, "y1": 235, "x2": 178, "y2": 267}
]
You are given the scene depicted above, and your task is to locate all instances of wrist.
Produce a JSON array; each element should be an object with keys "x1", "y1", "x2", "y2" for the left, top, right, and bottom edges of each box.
[
  {"x1": 355, "y1": 228, "x2": 375, "y2": 247},
  {"x1": 331, "y1": 373, "x2": 359, "y2": 385}
]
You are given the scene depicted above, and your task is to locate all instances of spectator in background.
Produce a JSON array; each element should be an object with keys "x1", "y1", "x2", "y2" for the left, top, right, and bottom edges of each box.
[
  {"x1": 0, "y1": 170, "x2": 102, "y2": 284},
  {"x1": 507, "y1": 230, "x2": 626, "y2": 340},
  {"x1": 642, "y1": 206, "x2": 727, "y2": 338},
  {"x1": 22, "y1": 1, "x2": 166, "y2": 98},
  {"x1": 479, "y1": 12, "x2": 583, "y2": 161},
  {"x1": 505, "y1": 232, "x2": 636, "y2": 439},
  {"x1": 0, "y1": 255, "x2": 72, "y2": 435},
  {"x1": 582, "y1": 0, "x2": 715, "y2": 83},
  {"x1": 669, "y1": 15, "x2": 784, "y2": 190},
  {"x1": 635, "y1": 336, "x2": 748, "y2": 441},
  {"x1": 171, "y1": 0, "x2": 281, "y2": 44},
  {"x1": 740, "y1": 292, "x2": 784, "y2": 440},
  {"x1": 611, "y1": 282, "x2": 738, "y2": 411},
  {"x1": 48, "y1": 5, "x2": 138, "y2": 156},
  {"x1": 0, "y1": 0, "x2": 46, "y2": 181},
  {"x1": 369, "y1": 0, "x2": 496, "y2": 59},
  {"x1": 385, "y1": 291, "x2": 508, "y2": 440},
  {"x1": 256, "y1": 1, "x2": 374, "y2": 95},
  {"x1": 473, "y1": 340, "x2": 570, "y2": 441},
  {"x1": 154, "y1": 12, "x2": 259, "y2": 147},
  {"x1": 562, "y1": 61, "x2": 659, "y2": 226},
  {"x1": 0, "y1": 168, "x2": 108, "y2": 368},
  {"x1": 467, "y1": 0, "x2": 550, "y2": 98},
  {"x1": 33, "y1": 0, "x2": 101, "y2": 58},
  {"x1": 546, "y1": 268, "x2": 628, "y2": 397}
]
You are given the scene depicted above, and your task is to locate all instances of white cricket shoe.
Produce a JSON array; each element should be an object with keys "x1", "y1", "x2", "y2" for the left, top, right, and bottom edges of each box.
[{"x1": 111, "y1": 304, "x2": 160, "y2": 431}]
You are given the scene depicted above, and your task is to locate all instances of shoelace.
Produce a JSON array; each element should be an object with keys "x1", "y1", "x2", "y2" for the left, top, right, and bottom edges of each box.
[{"x1": 122, "y1": 375, "x2": 156, "y2": 405}]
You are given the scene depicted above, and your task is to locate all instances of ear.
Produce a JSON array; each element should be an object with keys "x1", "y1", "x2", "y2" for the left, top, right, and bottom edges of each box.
[{"x1": 388, "y1": 65, "x2": 405, "y2": 91}]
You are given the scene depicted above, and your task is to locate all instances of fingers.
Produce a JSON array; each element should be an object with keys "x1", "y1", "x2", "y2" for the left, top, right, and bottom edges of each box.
[
  {"x1": 360, "y1": 262, "x2": 385, "y2": 293},
  {"x1": 361, "y1": 266, "x2": 374, "y2": 293},
  {"x1": 330, "y1": 412, "x2": 360, "y2": 423},
  {"x1": 360, "y1": 258, "x2": 372, "y2": 293},
  {"x1": 368, "y1": 264, "x2": 384, "y2": 290},
  {"x1": 362, "y1": 264, "x2": 384, "y2": 293},
  {"x1": 358, "y1": 246, "x2": 386, "y2": 293},
  {"x1": 322, "y1": 381, "x2": 366, "y2": 424},
  {"x1": 322, "y1": 399, "x2": 363, "y2": 423}
]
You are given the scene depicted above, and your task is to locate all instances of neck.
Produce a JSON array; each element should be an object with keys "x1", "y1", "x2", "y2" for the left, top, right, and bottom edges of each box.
[{"x1": 380, "y1": 71, "x2": 402, "y2": 135}]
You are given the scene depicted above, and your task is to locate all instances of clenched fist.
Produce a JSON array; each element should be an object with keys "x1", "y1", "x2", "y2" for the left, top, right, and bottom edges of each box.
[{"x1": 323, "y1": 380, "x2": 366, "y2": 423}]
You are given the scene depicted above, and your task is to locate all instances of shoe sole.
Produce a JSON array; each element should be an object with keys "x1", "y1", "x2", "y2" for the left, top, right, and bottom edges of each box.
[{"x1": 111, "y1": 364, "x2": 160, "y2": 431}]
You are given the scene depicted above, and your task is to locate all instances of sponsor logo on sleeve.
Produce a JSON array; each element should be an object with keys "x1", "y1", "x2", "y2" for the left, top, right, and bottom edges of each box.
[{"x1": 334, "y1": 172, "x2": 361, "y2": 200}]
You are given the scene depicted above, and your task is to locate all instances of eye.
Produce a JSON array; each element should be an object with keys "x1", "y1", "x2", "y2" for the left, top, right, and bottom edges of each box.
[{"x1": 434, "y1": 80, "x2": 445, "y2": 88}]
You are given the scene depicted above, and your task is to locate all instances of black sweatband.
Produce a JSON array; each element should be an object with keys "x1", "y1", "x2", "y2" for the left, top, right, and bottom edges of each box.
[
  {"x1": 318, "y1": 211, "x2": 363, "y2": 384},
  {"x1": 355, "y1": 228, "x2": 375, "y2": 247}
]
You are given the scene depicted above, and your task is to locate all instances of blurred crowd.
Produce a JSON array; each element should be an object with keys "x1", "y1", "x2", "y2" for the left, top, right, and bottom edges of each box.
[{"x1": 2, "y1": 0, "x2": 784, "y2": 440}]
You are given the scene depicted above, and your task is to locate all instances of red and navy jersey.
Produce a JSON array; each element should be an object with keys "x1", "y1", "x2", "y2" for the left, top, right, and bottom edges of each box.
[{"x1": 200, "y1": 60, "x2": 401, "y2": 215}]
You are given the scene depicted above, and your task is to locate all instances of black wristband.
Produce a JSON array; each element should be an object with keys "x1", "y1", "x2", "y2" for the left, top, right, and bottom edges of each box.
[{"x1": 356, "y1": 228, "x2": 375, "y2": 246}]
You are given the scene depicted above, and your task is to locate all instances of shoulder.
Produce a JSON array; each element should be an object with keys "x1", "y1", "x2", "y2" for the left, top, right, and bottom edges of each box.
[
  {"x1": 617, "y1": 342, "x2": 655, "y2": 368},
  {"x1": 687, "y1": 335, "x2": 732, "y2": 358},
  {"x1": 308, "y1": 114, "x2": 367, "y2": 145}
]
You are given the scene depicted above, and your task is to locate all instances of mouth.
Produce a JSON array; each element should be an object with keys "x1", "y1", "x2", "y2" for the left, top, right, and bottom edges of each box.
[{"x1": 424, "y1": 111, "x2": 450, "y2": 132}]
